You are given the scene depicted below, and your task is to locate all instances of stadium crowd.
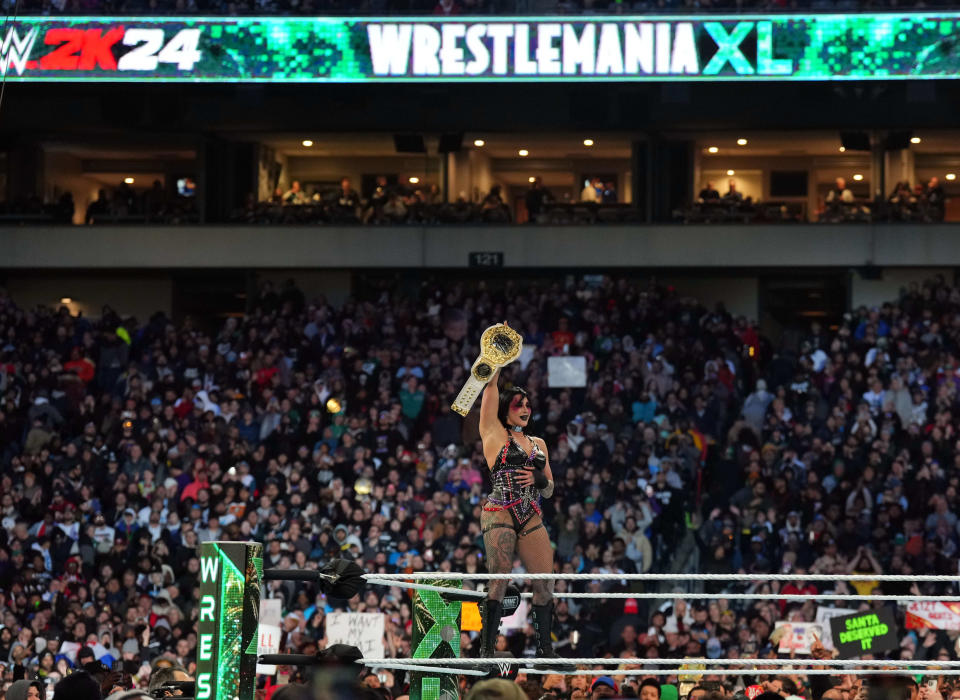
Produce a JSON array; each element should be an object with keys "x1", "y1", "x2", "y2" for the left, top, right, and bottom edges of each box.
[
  {"x1": 1, "y1": 272, "x2": 960, "y2": 699},
  {"x1": 28, "y1": 174, "x2": 942, "y2": 228},
  {"x1": 681, "y1": 176, "x2": 948, "y2": 225},
  {"x1": 1, "y1": 183, "x2": 199, "y2": 227},
  {"x1": 231, "y1": 178, "x2": 637, "y2": 226}
]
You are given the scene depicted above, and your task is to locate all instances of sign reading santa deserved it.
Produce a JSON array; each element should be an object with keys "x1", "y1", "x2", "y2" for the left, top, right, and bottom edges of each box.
[{"x1": 829, "y1": 608, "x2": 899, "y2": 658}]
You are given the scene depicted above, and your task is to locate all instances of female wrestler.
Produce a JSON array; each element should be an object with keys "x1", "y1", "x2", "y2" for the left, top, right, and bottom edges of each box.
[{"x1": 478, "y1": 366, "x2": 557, "y2": 661}]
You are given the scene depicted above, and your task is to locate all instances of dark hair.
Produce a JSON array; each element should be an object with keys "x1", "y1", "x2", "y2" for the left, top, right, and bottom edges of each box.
[
  {"x1": 272, "y1": 684, "x2": 315, "y2": 700},
  {"x1": 641, "y1": 679, "x2": 662, "y2": 698},
  {"x1": 497, "y1": 387, "x2": 530, "y2": 429},
  {"x1": 53, "y1": 671, "x2": 102, "y2": 700}
]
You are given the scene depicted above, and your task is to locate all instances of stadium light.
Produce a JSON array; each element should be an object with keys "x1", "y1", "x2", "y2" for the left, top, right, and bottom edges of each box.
[
  {"x1": 528, "y1": 176, "x2": 536, "y2": 183},
  {"x1": 124, "y1": 177, "x2": 135, "y2": 184},
  {"x1": 518, "y1": 149, "x2": 529, "y2": 157},
  {"x1": 60, "y1": 297, "x2": 72, "y2": 305},
  {"x1": 301, "y1": 139, "x2": 314, "y2": 147},
  {"x1": 726, "y1": 170, "x2": 735, "y2": 176},
  {"x1": 409, "y1": 176, "x2": 420, "y2": 184},
  {"x1": 853, "y1": 173, "x2": 864, "y2": 181},
  {"x1": 947, "y1": 173, "x2": 957, "y2": 181},
  {"x1": 583, "y1": 139, "x2": 594, "y2": 147},
  {"x1": 707, "y1": 146, "x2": 718, "y2": 153},
  {"x1": 736, "y1": 138, "x2": 748, "y2": 146},
  {"x1": 473, "y1": 139, "x2": 485, "y2": 147},
  {"x1": 910, "y1": 137, "x2": 921, "y2": 144},
  {"x1": 839, "y1": 146, "x2": 846, "y2": 152}
]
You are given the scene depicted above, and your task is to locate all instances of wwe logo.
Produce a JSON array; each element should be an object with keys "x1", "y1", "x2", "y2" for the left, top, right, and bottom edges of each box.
[
  {"x1": 1, "y1": 26, "x2": 38, "y2": 76},
  {"x1": 494, "y1": 660, "x2": 512, "y2": 677}
]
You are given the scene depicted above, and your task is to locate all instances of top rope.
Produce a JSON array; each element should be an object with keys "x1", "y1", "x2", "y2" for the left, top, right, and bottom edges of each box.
[
  {"x1": 364, "y1": 572, "x2": 959, "y2": 582},
  {"x1": 359, "y1": 658, "x2": 960, "y2": 668}
]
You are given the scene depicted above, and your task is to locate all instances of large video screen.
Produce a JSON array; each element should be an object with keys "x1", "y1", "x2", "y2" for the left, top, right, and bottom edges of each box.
[{"x1": 4, "y1": 14, "x2": 959, "y2": 82}]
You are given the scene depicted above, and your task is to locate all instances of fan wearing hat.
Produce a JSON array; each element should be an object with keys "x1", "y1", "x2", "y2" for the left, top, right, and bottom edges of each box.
[
  {"x1": 590, "y1": 676, "x2": 620, "y2": 699},
  {"x1": 151, "y1": 590, "x2": 180, "y2": 623},
  {"x1": 7, "y1": 679, "x2": 44, "y2": 700}
]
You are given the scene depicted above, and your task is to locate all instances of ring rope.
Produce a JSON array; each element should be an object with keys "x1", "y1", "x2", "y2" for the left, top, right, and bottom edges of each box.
[
  {"x1": 363, "y1": 662, "x2": 487, "y2": 677},
  {"x1": 364, "y1": 573, "x2": 958, "y2": 582},
  {"x1": 507, "y1": 592, "x2": 958, "y2": 602},
  {"x1": 360, "y1": 658, "x2": 960, "y2": 668},
  {"x1": 517, "y1": 669, "x2": 960, "y2": 677},
  {"x1": 365, "y1": 577, "x2": 486, "y2": 599},
  {"x1": 365, "y1": 578, "x2": 960, "y2": 601}
]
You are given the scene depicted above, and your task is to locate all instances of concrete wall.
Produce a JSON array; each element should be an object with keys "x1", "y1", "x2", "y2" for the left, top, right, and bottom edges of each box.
[
  {"x1": 471, "y1": 149, "x2": 495, "y2": 202},
  {"x1": 659, "y1": 275, "x2": 759, "y2": 322},
  {"x1": 4, "y1": 274, "x2": 174, "y2": 321},
  {"x1": 4, "y1": 223, "x2": 960, "y2": 270},
  {"x1": 3, "y1": 272, "x2": 351, "y2": 321},
  {"x1": 849, "y1": 267, "x2": 955, "y2": 310},
  {"x1": 44, "y1": 152, "x2": 102, "y2": 226},
  {"x1": 255, "y1": 270, "x2": 353, "y2": 307},
  {"x1": 447, "y1": 149, "x2": 495, "y2": 203},
  {"x1": 257, "y1": 145, "x2": 281, "y2": 202}
]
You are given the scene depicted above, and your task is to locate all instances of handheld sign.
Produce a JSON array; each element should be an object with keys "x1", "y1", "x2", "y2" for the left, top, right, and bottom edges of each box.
[
  {"x1": 326, "y1": 612, "x2": 385, "y2": 658},
  {"x1": 829, "y1": 607, "x2": 898, "y2": 658},
  {"x1": 773, "y1": 621, "x2": 822, "y2": 653},
  {"x1": 815, "y1": 607, "x2": 857, "y2": 650},
  {"x1": 906, "y1": 602, "x2": 960, "y2": 630}
]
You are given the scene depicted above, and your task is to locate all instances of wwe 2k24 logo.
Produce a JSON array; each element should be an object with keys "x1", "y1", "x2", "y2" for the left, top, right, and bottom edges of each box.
[
  {"x1": 1, "y1": 27, "x2": 39, "y2": 76},
  {"x1": 0, "y1": 25, "x2": 202, "y2": 76}
]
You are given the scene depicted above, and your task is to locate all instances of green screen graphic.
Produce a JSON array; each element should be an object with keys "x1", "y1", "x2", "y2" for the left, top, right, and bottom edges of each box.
[
  {"x1": 198, "y1": 542, "x2": 262, "y2": 700},
  {"x1": 217, "y1": 552, "x2": 244, "y2": 698},
  {"x1": 411, "y1": 583, "x2": 462, "y2": 700},
  {"x1": 5, "y1": 13, "x2": 960, "y2": 82}
]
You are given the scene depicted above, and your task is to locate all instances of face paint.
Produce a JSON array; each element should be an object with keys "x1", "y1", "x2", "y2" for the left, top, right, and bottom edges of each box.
[{"x1": 507, "y1": 393, "x2": 530, "y2": 429}]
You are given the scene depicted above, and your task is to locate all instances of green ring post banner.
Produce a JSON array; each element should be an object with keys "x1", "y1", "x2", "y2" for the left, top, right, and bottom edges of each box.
[
  {"x1": 5, "y1": 13, "x2": 960, "y2": 82},
  {"x1": 410, "y1": 580, "x2": 463, "y2": 700},
  {"x1": 197, "y1": 541, "x2": 264, "y2": 700}
]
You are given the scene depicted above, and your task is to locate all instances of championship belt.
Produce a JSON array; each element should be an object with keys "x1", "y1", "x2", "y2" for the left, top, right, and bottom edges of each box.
[{"x1": 451, "y1": 323, "x2": 523, "y2": 417}]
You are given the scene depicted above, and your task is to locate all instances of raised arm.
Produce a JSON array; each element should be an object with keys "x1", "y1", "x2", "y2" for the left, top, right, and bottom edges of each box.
[
  {"x1": 479, "y1": 368, "x2": 502, "y2": 441},
  {"x1": 863, "y1": 546, "x2": 882, "y2": 574}
]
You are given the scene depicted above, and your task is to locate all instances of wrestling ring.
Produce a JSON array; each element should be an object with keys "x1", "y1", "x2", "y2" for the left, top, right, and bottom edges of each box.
[
  {"x1": 191, "y1": 544, "x2": 960, "y2": 700},
  {"x1": 360, "y1": 573, "x2": 960, "y2": 681}
]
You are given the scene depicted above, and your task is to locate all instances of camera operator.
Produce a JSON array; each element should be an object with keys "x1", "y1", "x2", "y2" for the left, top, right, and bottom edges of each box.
[{"x1": 147, "y1": 666, "x2": 193, "y2": 697}]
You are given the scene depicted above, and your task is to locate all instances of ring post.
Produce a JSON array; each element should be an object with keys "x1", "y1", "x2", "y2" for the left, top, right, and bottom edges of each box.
[
  {"x1": 410, "y1": 578, "x2": 463, "y2": 700},
  {"x1": 197, "y1": 541, "x2": 263, "y2": 700}
]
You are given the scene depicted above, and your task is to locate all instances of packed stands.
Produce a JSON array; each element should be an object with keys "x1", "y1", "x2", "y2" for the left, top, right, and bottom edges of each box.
[{"x1": 0, "y1": 272, "x2": 958, "y2": 696}]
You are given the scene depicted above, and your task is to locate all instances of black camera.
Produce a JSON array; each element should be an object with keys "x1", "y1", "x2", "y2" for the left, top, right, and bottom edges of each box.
[{"x1": 150, "y1": 681, "x2": 196, "y2": 698}]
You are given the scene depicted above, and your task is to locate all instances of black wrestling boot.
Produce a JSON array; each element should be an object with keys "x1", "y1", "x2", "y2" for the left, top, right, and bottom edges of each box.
[
  {"x1": 532, "y1": 601, "x2": 563, "y2": 669},
  {"x1": 479, "y1": 598, "x2": 503, "y2": 658},
  {"x1": 480, "y1": 598, "x2": 509, "y2": 678}
]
